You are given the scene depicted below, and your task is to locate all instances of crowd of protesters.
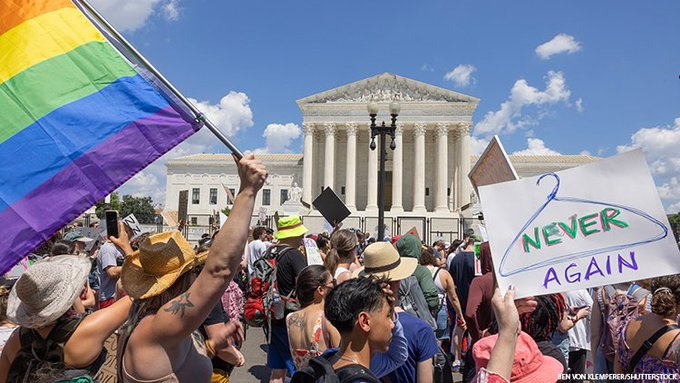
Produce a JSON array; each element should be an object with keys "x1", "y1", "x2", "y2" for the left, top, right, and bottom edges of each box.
[{"x1": 1, "y1": 154, "x2": 680, "y2": 383}]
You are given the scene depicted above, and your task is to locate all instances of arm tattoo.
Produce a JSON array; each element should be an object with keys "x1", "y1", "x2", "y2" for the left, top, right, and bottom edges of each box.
[
  {"x1": 287, "y1": 313, "x2": 306, "y2": 330},
  {"x1": 164, "y1": 292, "x2": 195, "y2": 318}
]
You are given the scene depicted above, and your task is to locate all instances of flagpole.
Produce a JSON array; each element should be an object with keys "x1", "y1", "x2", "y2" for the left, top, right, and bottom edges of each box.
[{"x1": 74, "y1": 0, "x2": 244, "y2": 160}]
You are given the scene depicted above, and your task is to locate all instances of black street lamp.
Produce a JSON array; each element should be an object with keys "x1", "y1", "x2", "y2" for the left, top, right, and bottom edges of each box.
[{"x1": 368, "y1": 101, "x2": 400, "y2": 241}]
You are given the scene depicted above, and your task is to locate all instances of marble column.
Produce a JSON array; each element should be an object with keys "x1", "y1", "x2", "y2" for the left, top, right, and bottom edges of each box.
[
  {"x1": 344, "y1": 123, "x2": 357, "y2": 210},
  {"x1": 390, "y1": 123, "x2": 404, "y2": 213},
  {"x1": 323, "y1": 123, "x2": 335, "y2": 190},
  {"x1": 302, "y1": 123, "x2": 314, "y2": 205},
  {"x1": 412, "y1": 122, "x2": 427, "y2": 213},
  {"x1": 435, "y1": 123, "x2": 449, "y2": 212},
  {"x1": 456, "y1": 122, "x2": 472, "y2": 209},
  {"x1": 366, "y1": 127, "x2": 378, "y2": 213}
]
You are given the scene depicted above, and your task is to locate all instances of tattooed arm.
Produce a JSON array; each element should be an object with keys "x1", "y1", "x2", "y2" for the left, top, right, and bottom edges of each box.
[{"x1": 149, "y1": 154, "x2": 267, "y2": 346}]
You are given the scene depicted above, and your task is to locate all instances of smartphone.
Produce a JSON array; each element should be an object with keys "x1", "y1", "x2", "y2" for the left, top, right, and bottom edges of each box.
[{"x1": 105, "y1": 210, "x2": 119, "y2": 239}]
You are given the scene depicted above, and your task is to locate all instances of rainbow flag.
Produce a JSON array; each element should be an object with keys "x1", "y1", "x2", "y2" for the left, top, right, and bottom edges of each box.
[{"x1": 0, "y1": 0, "x2": 201, "y2": 273}]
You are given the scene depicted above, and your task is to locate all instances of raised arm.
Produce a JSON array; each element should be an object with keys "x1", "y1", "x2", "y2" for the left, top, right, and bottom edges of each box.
[{"x1": 149, "y1": 154, "x2": 266, "y2": 344}]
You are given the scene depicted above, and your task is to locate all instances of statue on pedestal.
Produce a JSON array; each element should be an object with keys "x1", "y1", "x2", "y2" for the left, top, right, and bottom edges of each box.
[{"x1": 289, "y1": 182, "x2": 302, "y2": 203}]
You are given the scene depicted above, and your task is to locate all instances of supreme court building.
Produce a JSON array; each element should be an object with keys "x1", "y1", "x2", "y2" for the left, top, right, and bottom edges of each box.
[{"x1": 165, "y1": 73, "x2": 597, "y2": 239}]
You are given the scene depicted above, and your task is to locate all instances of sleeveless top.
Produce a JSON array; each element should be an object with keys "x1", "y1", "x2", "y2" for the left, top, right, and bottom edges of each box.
[
  {"x1": 334, "y1": 266, "x2": 350, "y2": 280},
  {"x1": 118, "y1": 325, "x2": 212, "y2": 383},
  {"x1": 290, "y1": 312, "x2": 331, "y2": 370},
  {"x1": 616, "y1": 318, "x2": 680, "y2": 382},
  {"x1": 427, "y1": 265, "x2": 445, "y2": 295}
]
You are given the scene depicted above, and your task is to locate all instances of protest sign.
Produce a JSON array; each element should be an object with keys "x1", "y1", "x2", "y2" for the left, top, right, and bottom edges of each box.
[
  {"x1": 312, "y1": 187, "x2": 351, "y2": 226},
  {"x1": 122, "y1": 213, "x2": 143, "y2": 239},
  {"x1": 479, "y1": 150, "x2": 680, "y2": 298},
  {"x1": 303, "y1": 237, "x2": 323, "y2": 265},
  {"x1": 468, "y1": 135, "x2": 519, "y2": 196}
]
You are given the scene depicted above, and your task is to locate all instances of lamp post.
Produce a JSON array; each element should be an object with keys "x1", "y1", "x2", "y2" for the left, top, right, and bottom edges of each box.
[{"x1": 368, "y1": 101, "x2": 400, "y2": 241}]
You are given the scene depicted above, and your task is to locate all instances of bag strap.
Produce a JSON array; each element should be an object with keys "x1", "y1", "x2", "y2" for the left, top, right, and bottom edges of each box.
[
  {"x1": 626, "y1": 324, "x2": 680, "y2": 374},
  {"x1": 336, "y1": 364, "x2": 381, "y2": 383},
  {"x1": 432, "y1": 267, "x2": 442, "y2": 281}
]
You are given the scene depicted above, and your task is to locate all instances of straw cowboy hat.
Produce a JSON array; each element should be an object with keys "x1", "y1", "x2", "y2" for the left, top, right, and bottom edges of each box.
[
  {"x1": 353, "y1": 242, "x2": 417, "y2": 281},
  {"x1": 7, "y1": 255, "x2": 91, "y2": 328},
  {"x1": 121, "y1": 231, "x2": 208, "y2": 300},
  {"x1": 274, "y1": 216, "x2": 309, "y2": 240}
]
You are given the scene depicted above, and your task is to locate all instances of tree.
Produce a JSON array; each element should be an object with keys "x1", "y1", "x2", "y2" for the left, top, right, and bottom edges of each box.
[
  {"x1": 221, "y1": 206, "x2": 231, "y2": 217},
  {"x1": 669, "y1": 213, "x2": 680, "y2": 243},
  {"x1": 96, "y1": 193, "x2": 157, "y2": 224}
]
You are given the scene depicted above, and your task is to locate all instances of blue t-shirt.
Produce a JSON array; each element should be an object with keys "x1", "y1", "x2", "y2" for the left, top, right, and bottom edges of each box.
[{"x1": 382, "y1": 312, "x2": 440, "y2": 383}]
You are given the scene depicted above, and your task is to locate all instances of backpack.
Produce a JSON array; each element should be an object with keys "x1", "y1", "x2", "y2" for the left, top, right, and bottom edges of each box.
[
  {"x1": 597, "y1": 285, "x2": 650, "y2": 362},
  {"x1": 244, "y1": 245, "x2": 299, "y2": 329},
  {"x1": 7, "y1": 318, "x2": 106, "y2": 383},
  {"x1": 398, "y1": 275, "x2": 437, "y2": 330},
  {"x1": 291, "y1": 354, "x2": 381, "y2": 383},
  {"x1": 433, "y1": 347, "x2": 454, "y2": 383}
]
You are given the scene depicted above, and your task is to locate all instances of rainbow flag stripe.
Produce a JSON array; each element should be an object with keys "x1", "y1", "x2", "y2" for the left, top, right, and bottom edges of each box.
[{"x1": 0, "y1": 0, "x2": 200, "y2": 273}]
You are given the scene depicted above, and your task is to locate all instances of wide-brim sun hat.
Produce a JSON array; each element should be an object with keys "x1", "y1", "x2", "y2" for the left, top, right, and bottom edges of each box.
[
  {"x1": 274, "y1": 216, "x2": 308, "y2": 240},
  {"x1": 352, "y1": 242, "x2": 417, "y2": 281},
  {"x1": 472, "y1": 331, "x2": 563, "y2": 383},
  {"x1": 7, "y1": 255, "x2": 91, "y2": 328},
  {"x1": 121, "y1": 231, "x2": 208, "y2": 300}
]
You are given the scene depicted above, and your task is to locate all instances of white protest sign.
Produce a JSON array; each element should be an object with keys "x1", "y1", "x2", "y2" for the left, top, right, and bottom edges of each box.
[
  {"x1": 479, "y1": 150, "x2": 680, "y2": 298},
  {"x1": 219, "y1": 212, "x2": 228, "y2": 229},
  {"x1": 303, "y1": 237, "x2": 323, "y2": 265},
  {"x1": 122, "y1": 213, "x2": 143, "y2": 239}
]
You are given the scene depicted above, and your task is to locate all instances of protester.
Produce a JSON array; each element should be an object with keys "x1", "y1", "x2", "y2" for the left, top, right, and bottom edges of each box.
[
  {"x1": 116, "y1": 154, "x2": 265, "y2": 383},
  {"x1": 323, "y1": 277, "x2": 398, "y2": 382},
  {"x1": 323, "y1": 229, "x2": 359, "y2": 285},
  {"x1": 63, "y1": 232, "x2": 94, "y2": 256},
  {"x1": 472, "y1": 287, "x2": 562, "y2": 383},
  {"x1": 565, "y1": 289, "x2": 593, "y2": 381},
  {"x1": 446, "y1": 239, "x2": 463, "y2": 270},
  {"x1": 395, "y1": 235, "x2": 440, "y2": 313},
  {"x1": 519, "y1": 294, "x2": 584, "y2": 373},
  {"x1": 267, "y1": 216, "x2": 309, "y2": 382},
  {"x1": 97, "y1": 224, "x2": 131, "y2": 309},
  {"x1": 50, "y1": 240, "x2": 74, "y2": 257},
  {"x1": 420, "y1": 247, "x2": 466, "y2": 340},
  {"x1": 463, "y1": 241, "x2": 496, "y2": 381},
  {"x1": 0, "y1": 248, "x2": 133, "y2": 382},
  {"x1": 449, "y1": 235, "x2": 477, "y2": 370},
  {"x1": 247, "y1": 226, "x2": 269, "y2": 275},
  {"x1": 315, "y1": 235, "x2": 331, "y2": 262},
  {"x1": 355, "y1": 241, "x2": 431, "y2": 381},
  {"x1": 286, "y1": 265, "x2": 340, "y2": 369},
  {"x1": 0, "y1": 286, "x2": 16, "y2": 353},
  {"x1": 614, "y1": 275, "x2": 680, "y2": 380},
  {"x1": 196, "y1": 240, "x2": 246, "y2": 382}
]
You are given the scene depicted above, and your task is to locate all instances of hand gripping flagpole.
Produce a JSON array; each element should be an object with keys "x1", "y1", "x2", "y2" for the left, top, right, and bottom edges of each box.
[{"x1": 74, "y1": 0, "x2": 244, "y2": 160}]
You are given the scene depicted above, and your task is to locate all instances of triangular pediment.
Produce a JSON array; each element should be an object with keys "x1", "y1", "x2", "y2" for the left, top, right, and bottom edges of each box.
[{"x1": 297, "y1": 73, "x2": 479, "y2": 105}]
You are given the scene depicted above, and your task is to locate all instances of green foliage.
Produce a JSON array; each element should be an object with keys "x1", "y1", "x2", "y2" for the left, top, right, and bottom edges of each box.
[
  {"x1": 669, "y1": 213, "x2": 680, "y2": 243},
  {"x1": 96, "y1": 192, "x2": 157, "y2": 224},
  {"x1": 221, "y1": 206, "x2": 231, "y2": 217}
]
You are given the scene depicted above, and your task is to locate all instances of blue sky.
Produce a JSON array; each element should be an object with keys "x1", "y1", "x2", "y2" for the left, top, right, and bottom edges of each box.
[{"x1": 90, "y1": 0, "x2": 680, "y2": 213}]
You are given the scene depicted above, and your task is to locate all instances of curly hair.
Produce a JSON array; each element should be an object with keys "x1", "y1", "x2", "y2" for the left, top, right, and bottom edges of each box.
[{"x1": 650, "y1": 275, "x2": 680, "y2": 317}]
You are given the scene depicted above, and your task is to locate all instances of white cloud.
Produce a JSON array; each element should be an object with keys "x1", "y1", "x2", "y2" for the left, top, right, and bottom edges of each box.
[
  {"x1": 575, "y1": 98, "x2": 584, "y2": 112},
  {"x1": 254, "y1": 123, "x2": 302, "y2": 153},
  {"x1": 162, "y1": 0, "x2": 181, "y2": 21},
  {"x1": 512, "y1": 138, "x2": 561, "y2": 156},
  {"x1": 444, "y1": 64, "x2": 477, "y2": 87},
  {"x1": 535, "y1": 33, "x2": 582, "y2": 60},
  {"x1": 421, "y1": 63, "x2": 435, "y2": 72},
  {"x1": 89, "y1": 0, "x2": 181, "y2": 32},
  {"x1": 616, "y1": 118, "x2": 680, "y2": 213},
  {"x1": 469, "y1": 136, "x2": 490, "y2": 156},
  {"x1": 474, "y1": 71, "x2": 571, "y2": 136},
  {"x1": 116, "y1": 91, "x2": 254, "y2": 205}
]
